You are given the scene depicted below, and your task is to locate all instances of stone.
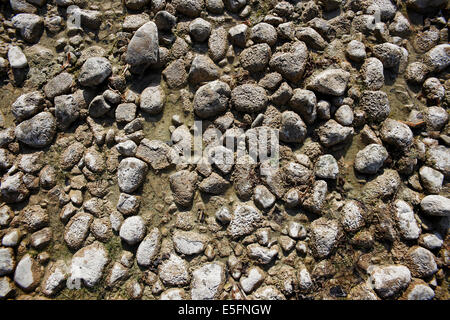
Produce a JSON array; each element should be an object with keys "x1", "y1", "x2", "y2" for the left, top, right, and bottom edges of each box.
[
  {"x1": 78, "y1": 57, "x2": 112, "y2": 87},
  {"x1": 115, "y1": 103, "x2": 137, "y2": 123},
  {"x1": 340, "y1": 200, "x2": 364, "y2": 233},
  {"x1": 362, "y1": 169, "x2": 401, "y2": 200},
  {"x1": 420, "y1": 233, "x2": 443, "y2": 251},
  {"x1": 240, "y1": 266, "x2": 265, "y2": 293},
  {"x1": 162, "y1": 59, "x2": 187, "y2": 89},
  {"x1": 188, "y1": 55, "x2": 219, "y2": 84},
  {"x1": 423, "y1": 44, "x2": 450, "y2": 72},
  {"x1": 296, "y1": 27, "x2": 327, "y2": 50},
  {"x1": 405, "y1": 62, "x2": 429, "y2": 84},
  {"x1": 215, "y1": 207, "x2": 231, "y2": 224},
  {"x1": 11, "y1": 91, "x2": 44, "y2": 121},
  {"x1": 136, "y1": 139, "x2": 177, "y2": 170},
  {"x1": 8, "y1": 45, "x2": 27, "y2": 68},
  {"x1": 60, "y1": 142, "x2": 84, "y2": 170},
  {"x1": 70, "y1": 242, "x2": 108, "y2": 288},
  {"x1": 84, "y1": 148, "x2": 104, "y2": 173},
  {"x1": 247, "y1": 244, "x2": 278, "y2": 264},
  {"x1": 228, "y1": 204, "x2": 262, "y2": 238},
  {"x1": 41, "y1": 260, "x2": 67, "y2": 296},
  {"x1": 173, "y1": 231, "x2": 208, "y2": 256},
  {"x1": 21, "y1": 204, "x2": 48, "y2": 231},
  {"x1": 13, "y1": 254, "x2": 41, "y2": 291},
  {"x1": 169, "y1": 170, "x2": 198, "y2": 207},
  {"x1": 361, "y1": 57, "x2": 384, "y2": 90},
  {"x1": 12, "y1": 13, "x2": 43, "y2": 43},
  {"x1": 423, "y1": 78, "x2": 445, "y2": 102},
  {"x1": 126, "y1": 22, "x2": 159, "y2": 71},
  {"x1": 253, "y1": 185, "x2": 275, "y2": 209},
  {"x1": 64, "y1": 212, "x2": 93, "y2": 250},
  {"x1": 394, "y1": 200, "x2": 420, "y2": 240},
  {"x1": 250, "y1": 23, "x2": 277, "y2": 46},
  {"x1": 380, "y1": 119, "x2": 413, "y2": 149},
  {"x1": 140, "y1": 85, "x2": 165, "y2": 115},
  {"x1": 136, "y1": 228, "x2": 161, "y2": 267},
  {"x1": 289, "y1": 89, "x2": 317, "y2": 124},
  {"x1": 426, "y1": 145, "x2": 450, "y2": 177},
  {"x1": 346, "y1": 40, "x2": 366, "y2": 62},
  {"x1": 239, "y1": 43, "x2": 271, "y2": 73},
  {"x1": 208, "y1": 27, "x2": 228, "y2": 62},
  {"x1": 231, "y1": 84, "x2": 268, "y2": 113},
  {"x1": 198, "y1": 172, "x2": 229, "y2": 194},
  {"x1": 44, "y1": 72, "x2": 74, "y2": 99},
  {"x1": 189, "y1": 18, "x2": 211, "y2": 42},
  {"x1": 0, "y1": 277, "x2": 14, "y2": 299},
  {"x1": 424, "y1": 106, "x2": 448, "y2": 131},
  {"x1": 318, "y1": 119, "x2": 353, "y2": 147},
  {"x1": 306, "y1": 69, "x2": 350, "y2": 96},
  {"x1": 368, "y1": 264, "x2": 411, "y2": 299},
  {"x1": 228, "y1": 24, "x2": 248, "y2": 48},
  {"x1": 116, "y1": 194, "x2": 140, "y2": 217},
  {"x1": 354, "y1": 144, "x2": 388, "y2": 174},
  {"x1": 123, "y1": 14, "x2": 150, "y2": 31},
  {"x1": 2, "y1": 229, "x2": 21, "y2": 247},
  {"x1": 106, "y1": 262, "x2": 129, "y2": 288},
  {"x1": 310, "y1": 218, "x2": 340, "y2": 258},
  {"x1": 90, "y1": 218, "x2": 112, "y2": 242},
  {"x1": 279, "y1": 111, "x2": 307, "y2": 143},
  {"x1": 301, "y1": 180, "x2": 328, "y2": 214},
  {"x1": 158, "y1": 253, "x2": 190, "y2": 286},
  {"x1": 315, "y1": 154, "x2": 339, "y2": 179},
  {"x1": 420, "y1": 195, "x2": 450, "y2": 217},
  {"x1": 116, "y1": 140, "x2": 138, "y2": 157},
  {"x1": 406, "y1": 246, "x2": 437, "y2": 278},
  {"x1": 406, "y1": 283, "x2": 435, "y2": 300},
  {"x1": 173, "y1": 0, "x2": 203, "y2": 17},
  {"x1": 252, "y1": 285, "x2": 285, "y2": 300},
  {"x1": 191, "y1": 262, "x2": 225, "y2": 300},
  {"x1": 154, "y1": 11, "x2": 176, "y2": 32},
  {"x1": 54, "y1": 94, "x2": 80, "y2": 130},
  {"x1": 0, "y1": 248, "x2": 15, "y2": 276},
  {"x1": 160, "y1": 288, "x2": 186, "y2": 300},
  {"x1": 269, "y1": 41, "x2": 308, "y2": 83},
  {"x1": 117, "y1": 157, "x2": 148, "y2": 193},
  {"x1": 335, "y1": 104, "x2": 353, "y2": 126},
  {"x1": 119, "y1": 215, "x2": 146, "y2": 245},
  {"x1": 373, "y1": 43, "x2": 403, "y2": 69},
  {"x1": 30, "y1": 227, "x2": 52, "y2": 249},
  {"x1": 194, "y1": 80, "x2": 230, "y2": 119},
  {"x1": 389, "y1": 12, "x2": 411, "y2": 37},
  {"x1": 1, "y1": 172, "x2": 29, "y2": 204},
  {"x1": 124, "y1": 0, "x2": 149, "y2": 10},
  {"x1": 89, "y1": 95, "x2": 111, "y2": 118},
  {"x1": 15, "y1": 112, "x2": 56, "y2": 148},
  {"x1": 419, "y1": 166, "x2": 443, "y2": 193},
  {"x1": 206, "y1": 0, "x2": 224, "y2": 13}
]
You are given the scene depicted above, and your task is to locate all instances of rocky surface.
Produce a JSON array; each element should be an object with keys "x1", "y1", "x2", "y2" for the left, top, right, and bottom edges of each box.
[{"x1": 0, "y1": 0, "x2": 448, "y2": 302}]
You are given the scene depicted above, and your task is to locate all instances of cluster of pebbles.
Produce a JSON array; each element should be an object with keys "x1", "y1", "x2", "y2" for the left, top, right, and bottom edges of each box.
[{"x1": 0, "y1": 0, "x2": 449, "y2": 300}]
